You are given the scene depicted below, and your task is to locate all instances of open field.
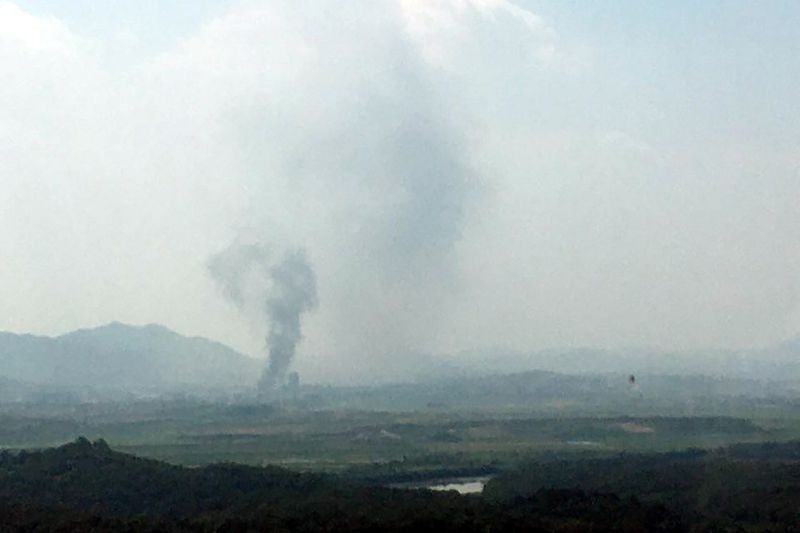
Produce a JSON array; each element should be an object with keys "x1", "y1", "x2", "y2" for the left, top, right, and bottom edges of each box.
[{"x1": 4, "y1": 396, "x2": 800, "y2": 484}]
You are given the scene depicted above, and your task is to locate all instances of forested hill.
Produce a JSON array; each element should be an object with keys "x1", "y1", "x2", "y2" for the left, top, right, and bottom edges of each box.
[
  {"x1": 484, "y1": 441, "x2": 800, "y2": 529},
  {"x1": 0, "y1": 322, "x2": 259, "y2": 390},
  {"x1": 0, "y1": 437, "x2": 342, "y2": 518},
  {"x1": 0, "y1": 438, "x2": 680, "y2": 532},
  {"x1": 7, "y1": 439, "x2": 800, "y2": 530}
]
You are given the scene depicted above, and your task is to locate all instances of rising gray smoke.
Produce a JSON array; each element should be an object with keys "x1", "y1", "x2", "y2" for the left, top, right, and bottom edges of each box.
[
  {"x1": 208, "y1": 3, "x2": 480, "y2": 374},
  {"x1": 207, "y1": 243, "x2": 317, "y2": 391},
  {"x1": 259, "y1": 250, "x2": 317, "y2": 389}
]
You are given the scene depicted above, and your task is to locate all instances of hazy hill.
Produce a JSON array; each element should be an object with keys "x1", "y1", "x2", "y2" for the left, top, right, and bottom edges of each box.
[
  {"x1": 2, "y1": 321, "x2": 799, "y2": 398},
  {"x1": 310, "y1": 369, "x2": 799, "y2": 413},
  {"x1": 452, "y1": 337, "x2": 800, "y2": 383},
  {"x1": 0, "y1": 322, "x2": 259, "y2": 391}
]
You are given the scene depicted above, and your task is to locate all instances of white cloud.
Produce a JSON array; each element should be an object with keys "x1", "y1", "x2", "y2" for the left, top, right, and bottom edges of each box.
[
  {"x1": 0, "y1": 1, "x2": 76, "y2": 54},
  {"x1": 398, "y1": 0, "x2": 558, "y2": 68}
]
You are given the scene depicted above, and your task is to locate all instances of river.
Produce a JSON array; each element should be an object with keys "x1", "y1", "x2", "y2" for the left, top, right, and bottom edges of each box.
[
  {"x1": 388, "y1": 475, "x2": 493, "y2": 494},
  {"x1": 426, "y1": 477, "x2": 490, "y2": 494}
]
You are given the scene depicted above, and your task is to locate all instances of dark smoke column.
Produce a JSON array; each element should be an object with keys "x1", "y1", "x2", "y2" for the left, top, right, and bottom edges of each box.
[
  {"x1": 259, "y1": 250, "x2": 317, "y2": 391},
  {"x1": 207, "y1": 243, "x2": 317, "y2": 395}
]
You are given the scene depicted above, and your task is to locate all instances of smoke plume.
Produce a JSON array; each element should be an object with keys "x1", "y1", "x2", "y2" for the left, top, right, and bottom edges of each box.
[{"x1": 207, "y1": 243, "x2": 317, "y2": 390}]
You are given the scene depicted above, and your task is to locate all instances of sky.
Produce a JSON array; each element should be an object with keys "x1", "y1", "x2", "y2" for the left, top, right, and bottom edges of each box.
[{"x1": 1, "y1": 0, "x2": 799, "y2": 382}]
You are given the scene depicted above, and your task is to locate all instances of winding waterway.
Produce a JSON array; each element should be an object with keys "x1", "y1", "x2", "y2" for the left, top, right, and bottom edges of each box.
[{"x1": 426, "y1": 477, "x2": 490, "y2": 494}]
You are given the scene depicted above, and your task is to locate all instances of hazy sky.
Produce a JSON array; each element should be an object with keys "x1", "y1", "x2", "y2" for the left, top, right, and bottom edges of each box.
[{"x1": 2, "y1": 1, "x2": 799, "y2": 381}]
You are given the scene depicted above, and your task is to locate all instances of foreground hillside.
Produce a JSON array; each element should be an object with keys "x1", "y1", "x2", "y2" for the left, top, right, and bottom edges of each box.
[
  {"x1": 6, "y1": 439, "x2": 800, "y2": 530},
  {"x1": 0, "y1": 439, "x2": 679, "y2": 532},
  {"x1": 486, "y1": 442, "x2": 800, "y2": 527}
]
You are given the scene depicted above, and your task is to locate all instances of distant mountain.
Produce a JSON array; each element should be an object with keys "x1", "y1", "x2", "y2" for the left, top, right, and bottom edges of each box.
[
  {"x1": 0, "y1": 322, "x2": 260, "y2": 391},
  {"x1": 451, "y1": 337, "x2": 800, "y2": 383},
  {"x1": 309, "y1": 368, "x2": 800, "y2": 414}
]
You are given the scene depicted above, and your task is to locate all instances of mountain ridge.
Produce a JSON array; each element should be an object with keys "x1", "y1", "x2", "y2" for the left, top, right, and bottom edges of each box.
[{"x1": 0, "y1": 322, "x2": 259, "y2": 391}]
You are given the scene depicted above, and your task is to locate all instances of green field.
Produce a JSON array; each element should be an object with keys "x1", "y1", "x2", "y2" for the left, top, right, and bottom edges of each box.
[{"x1": 4, "y1": 397, "x2": 800, "y2": 483}]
